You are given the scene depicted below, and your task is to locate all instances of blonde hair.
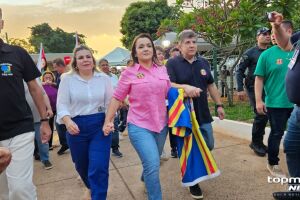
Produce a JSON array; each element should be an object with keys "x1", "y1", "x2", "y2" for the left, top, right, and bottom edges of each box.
[
  {"x1": 71, "y1": 45, "x2": 99, "y2": 73},
  {"x1": 42, "y1": 71, "x2": 55, "y2": 82}
]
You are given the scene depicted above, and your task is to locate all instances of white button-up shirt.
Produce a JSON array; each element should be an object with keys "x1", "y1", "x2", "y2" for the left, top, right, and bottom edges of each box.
[
  {"x1": 108, "y1": 73, "x2": 119, "y2": 90},
  {"x1": 56, "y1": 71, "x2": 113, "y2": 124}
]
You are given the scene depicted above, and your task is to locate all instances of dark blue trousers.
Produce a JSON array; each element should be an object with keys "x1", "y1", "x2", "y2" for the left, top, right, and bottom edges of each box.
[
  {"x1": 66, "y1": 113, "x2": 111, "y2": 200},
  {"x1": 267, "y1": 107, "x2": 293, "y2": 165}
]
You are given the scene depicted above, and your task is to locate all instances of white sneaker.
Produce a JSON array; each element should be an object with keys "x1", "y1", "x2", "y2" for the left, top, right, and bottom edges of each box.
[
  {"x1": 160, "y1": 150, "x2": 169, "y2": 161},
  {"x1": 119, "y1": 132, "x2": 124, "y2": 141},
  {"x1": 267, "y1": 164, "x2": 286, "y2": 178}
]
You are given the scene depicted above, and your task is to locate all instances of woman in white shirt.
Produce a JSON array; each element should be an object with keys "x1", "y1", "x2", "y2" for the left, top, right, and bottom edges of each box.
[{"x1": 56, "y1": 45, "x2": 113, "y2": 200}]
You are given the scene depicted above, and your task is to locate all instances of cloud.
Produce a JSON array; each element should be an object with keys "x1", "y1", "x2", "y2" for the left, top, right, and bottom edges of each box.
[
  {"x1": 42, "y1": 0, "x2": 144, "y2": 13},
  {"x1": 0, "y1": 1, "x2": 139, "y2": 57}
]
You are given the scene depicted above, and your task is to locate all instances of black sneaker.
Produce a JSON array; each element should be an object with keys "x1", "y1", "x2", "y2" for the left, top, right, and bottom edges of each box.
[
  {"x1": 189, "y1": 184, "x2": 203, "y2": 199},
  {"x1": 49, "y1": 146, "x2": 54, "y2": 151},
  {"x1": 34, "y1": 153, "x2": 40, "y2": 161},
  {"x1": 260, "y1": 143, "x2": 268, "y2": 152},
  {"x1": 171, "y1": 149, "x2": 178, "y2": 158},
  {"x1": 249, "y1": 142, "x2": 266, "y2": 157},
  {"x1": 42, "y1": 160, "x2": 53, "y2": 170},
  {"x1": 57, "y1": 145, "x2": 69, "y2": 155},
  {"x1": 112, "y1": 149, "x2": 123, "y2": 157}
]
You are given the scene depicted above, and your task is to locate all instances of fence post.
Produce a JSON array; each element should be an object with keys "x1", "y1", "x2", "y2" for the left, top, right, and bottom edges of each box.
[{"x1": 213, "y1": 47, "x2": 218, "y2": 86}]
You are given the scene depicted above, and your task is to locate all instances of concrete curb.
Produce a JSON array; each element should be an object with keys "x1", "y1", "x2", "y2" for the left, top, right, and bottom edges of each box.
[{"x1": 212, "y1": 117, "x2": 284, "y2": 149}]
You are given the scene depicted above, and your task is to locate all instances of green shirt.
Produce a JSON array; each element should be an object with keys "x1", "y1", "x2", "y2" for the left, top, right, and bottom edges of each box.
[{"x1": 254, "y1": 45, "x2": 294, "y2": 108}]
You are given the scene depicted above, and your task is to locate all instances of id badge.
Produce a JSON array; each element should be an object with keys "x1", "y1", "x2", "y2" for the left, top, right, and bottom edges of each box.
[{"x1": 288, "y1": 48, "x2": 299, "y2": 70}]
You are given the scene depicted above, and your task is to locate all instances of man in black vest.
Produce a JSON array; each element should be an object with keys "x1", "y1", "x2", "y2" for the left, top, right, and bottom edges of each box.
[{"x1": 236, "y1": 27, "x2": 271, "y2": 157}]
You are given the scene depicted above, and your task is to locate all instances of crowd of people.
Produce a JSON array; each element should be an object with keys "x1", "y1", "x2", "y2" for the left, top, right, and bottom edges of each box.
[{"x1": 0, "y1": 7, "x2": 299, "y2": 200}]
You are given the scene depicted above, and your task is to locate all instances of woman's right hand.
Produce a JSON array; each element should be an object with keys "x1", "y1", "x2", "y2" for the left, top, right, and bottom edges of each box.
[
  {"x1": 103, "y1": 122, "x2": 114, "y2": 136},
  {"x1": 183, "y1": 85, "x2": 202, "y2": 98},
  {"x1": 65, "y1": 119, "x2": 80, "y2": 135}
]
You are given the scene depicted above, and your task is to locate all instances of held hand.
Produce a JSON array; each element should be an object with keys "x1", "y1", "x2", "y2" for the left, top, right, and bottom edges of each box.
[
  {"x1": 40, "y1": 122, "x2": 52, "y2": 143},
  {"x1": 217, "y1": 107, "x2": 225, "y2": 120},
  {"x1": 256, "y1": 101, "x2": 267, "y2": 115},
  {"x1": 237, "y1": 91, "x2": 246, "y2": 101},
  {"x1": 0, "y1": 147, "x2": 12, "y2": 174},
  {"x1": 65, "y1": 119, "x2": 80, "y2": 135},
  {"x1": 102, "y1": 122, "x2": 114, "y2": 136},
  {"x1": 183, "y1": 85, "x2": 202, "y2": 98},
  {"x1": 47, "y1": 109, "x2": 54, "y2": 118}
]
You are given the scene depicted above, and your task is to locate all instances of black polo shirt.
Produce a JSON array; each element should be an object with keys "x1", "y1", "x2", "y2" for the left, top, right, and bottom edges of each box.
[
  {"x1": 166, "y1": 55, "x2": 214, "y2": 125},
  {"x1": 286, "y1": 32, "x2": 300, "y2": 106},
  {"x1": 0, "y1": 39, "x2": 41, "y2": 141}
]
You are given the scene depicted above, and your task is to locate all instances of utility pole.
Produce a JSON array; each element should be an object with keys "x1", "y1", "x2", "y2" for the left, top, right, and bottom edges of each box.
[
  {"x1": 213, "y1": 47, "x2": 218, "y2": 85},
  {"x1": 5, "y1": 32, "x2": 9, "y2": 44}
]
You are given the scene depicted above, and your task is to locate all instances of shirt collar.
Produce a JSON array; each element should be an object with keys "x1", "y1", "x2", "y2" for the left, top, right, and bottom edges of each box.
[
  {"x1": 178, "y1": 55, "x2": 198, "y2": 63},
  {"x1": 134, "y1": 62, "x2": 158, "y2": 71},
  {"x1": 0, "y1": 39, "x2": 14, "y2": 53},
  {"x1": 74, "y1": 71, "x2": 104, "y2": 82}
]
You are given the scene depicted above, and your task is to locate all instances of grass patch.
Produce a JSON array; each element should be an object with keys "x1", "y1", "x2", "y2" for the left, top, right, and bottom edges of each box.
[{"x1": 209, "y1": 101, "x2": 254, "y2": 123}]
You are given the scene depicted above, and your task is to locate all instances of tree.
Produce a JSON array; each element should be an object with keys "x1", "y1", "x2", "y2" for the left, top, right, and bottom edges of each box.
[
  {"x1": 120, "y1": 0, "x2": 177, "y2": 49},
  {"x1": 8, "y1": 38, "x2": 35, "y2": 53},
  {"x1": 268, "y1": 0, "x2": 300, "y2": 22},
  {"x1": 28, "y1": 23, "x2": 86, "y2": 53},
  {"x1": 159, "y1": 0, "x2": 269, "y2": 105}
]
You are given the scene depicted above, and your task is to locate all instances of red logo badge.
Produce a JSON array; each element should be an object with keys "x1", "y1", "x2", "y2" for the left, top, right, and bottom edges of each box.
[{"x1": 276, "y1": 59, "x2": 283, "y2": 65}]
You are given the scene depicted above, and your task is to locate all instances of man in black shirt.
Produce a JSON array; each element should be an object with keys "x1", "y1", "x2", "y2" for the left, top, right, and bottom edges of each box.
[
  {"x1": 271, "y1": 12, "x2": 300, "y2": 180},
  {"x1": 0, "y1": 8, "x2": 51, "y2": 200},
  {"x1": 52, "y1": 58, "x2": 69, "y2": 155},
  {"x1": 166, "y1": 29, "x2": 225, "y2": 200},
  {"x1": 236, "y1": 27, "x2": 271, "y2": 157}
]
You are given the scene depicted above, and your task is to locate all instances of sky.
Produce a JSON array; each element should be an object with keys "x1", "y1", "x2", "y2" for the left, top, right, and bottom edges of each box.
[{"x1": 0, "y1": 0, "x2": 146, "y2": 58}]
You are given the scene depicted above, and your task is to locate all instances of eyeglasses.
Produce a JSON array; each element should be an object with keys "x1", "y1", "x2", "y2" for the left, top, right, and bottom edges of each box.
[
  {"x1": 261, "y1": 32, "x2": 270, "y2": 36},
  {"x1": 100, "y1": 64, "x2": 109, "y2": 67}
]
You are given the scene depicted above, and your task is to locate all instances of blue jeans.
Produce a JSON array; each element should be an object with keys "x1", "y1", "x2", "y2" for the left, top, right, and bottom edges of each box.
[
  {"x1": 267, "y1": 107, "x2": 293, "y2": 165},
  {"x1": 34, "y1": 122, "x2": 49, "y2": 162},
  {"x1": 284, "y1": 106, "x2": 300, "y2": 178},
  {"x1": 128, "y1": 123, "x2": 168, "y2": 200},
  {"x1": 66, "y1": 113, "x2": 111, "y2": 200},
  {"x1": 200, "y1": 123, "x2": 214, "y2": 151}
]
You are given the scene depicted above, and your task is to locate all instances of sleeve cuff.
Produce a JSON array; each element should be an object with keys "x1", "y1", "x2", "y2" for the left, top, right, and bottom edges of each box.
[{"x1": 56, "y1": 111, "x2": 70, "y2": 124}]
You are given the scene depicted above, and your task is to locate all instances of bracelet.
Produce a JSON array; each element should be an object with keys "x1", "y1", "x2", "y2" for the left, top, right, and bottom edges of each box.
[
  {"x1": 40, "y1": 118, "x2": 49, "y2": 122},
  {"x1": 215, "y1": 104, "x2": 224, "y2": 109}
]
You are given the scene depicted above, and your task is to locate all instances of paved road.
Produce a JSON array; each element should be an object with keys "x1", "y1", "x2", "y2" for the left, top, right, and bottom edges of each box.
[{"x1": 34, "y1": 132, "x2": 287, "y2": 200}]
